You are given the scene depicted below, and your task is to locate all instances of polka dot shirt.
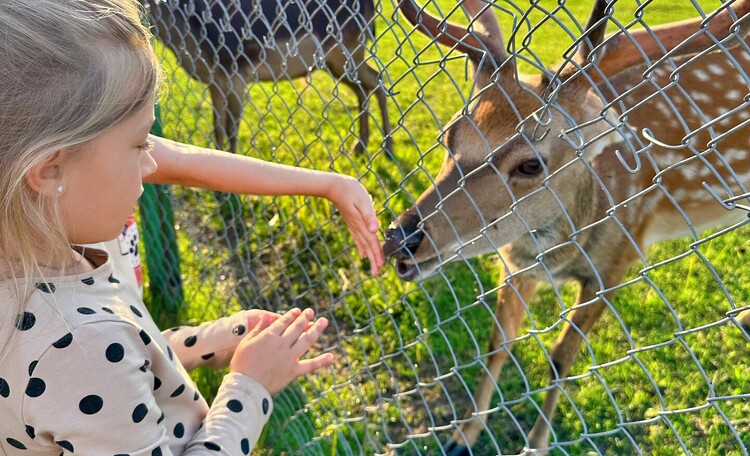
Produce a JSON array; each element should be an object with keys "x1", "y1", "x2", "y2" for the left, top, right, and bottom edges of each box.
[{"x1": 0, "y1": 243, "x2": 272, "y2": 455}]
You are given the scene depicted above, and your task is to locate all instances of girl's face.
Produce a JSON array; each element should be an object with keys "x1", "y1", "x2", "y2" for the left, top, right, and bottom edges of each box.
[{"x1": 58, "y1": 99, "x2": 157, "y2": 244}]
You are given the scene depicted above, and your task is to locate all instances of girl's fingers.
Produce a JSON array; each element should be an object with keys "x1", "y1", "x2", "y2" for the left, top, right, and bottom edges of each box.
[
  {"x1": 267, "y1": 307, "x2": 302, "y2": 335},
  {"x1": 245, "y1": 310, "x2": 277, "y2": 329},
  {"x1": 296, "y1": 352, "x2": 335, "y2": 376},
  {"x1": 244, "y1": 314, "x2": 270, "y2": 340},
  {"x1": 281, "y1": 308, "x2": 314, "y2": 340},
  {"x1": 292, "y1": 317, "x2": 328, "y2": 357}
]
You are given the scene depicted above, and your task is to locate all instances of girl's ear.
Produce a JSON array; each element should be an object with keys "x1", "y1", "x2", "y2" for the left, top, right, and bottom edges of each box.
[{"x1": 26, "y1": 151, "x2": 64, "y2": 197}]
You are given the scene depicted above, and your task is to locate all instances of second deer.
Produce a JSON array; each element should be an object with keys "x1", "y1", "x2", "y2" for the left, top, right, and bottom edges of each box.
[
  {"x1": 143, "y1": 0, "x2": 392, "y2": 157},
  {"x1": 384, "y1": 0, "x2": 750, "y2": 453}
]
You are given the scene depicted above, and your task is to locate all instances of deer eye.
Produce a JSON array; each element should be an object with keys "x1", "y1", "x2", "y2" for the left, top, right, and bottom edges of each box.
[{"x1": 514, "y1": 158, "x2": 545, "y2": 177}]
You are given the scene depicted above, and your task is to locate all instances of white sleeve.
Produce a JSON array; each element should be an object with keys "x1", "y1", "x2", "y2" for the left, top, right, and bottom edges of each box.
[
  {"x1": 23, "y1": 320, "x2": 272, "y2": 455},
  {"x1": 161, "y1": 310, "x2": 255, "y2": 372}
]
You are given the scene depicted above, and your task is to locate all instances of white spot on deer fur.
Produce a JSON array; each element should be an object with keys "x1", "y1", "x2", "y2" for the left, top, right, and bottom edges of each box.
[
  {"x1": 679, "y1": 164, "x2": 699, "y2": 180},
  {"x1": 723, "y1": 148, "x2": 748, "y2": 161},
  {"x1": 670, "y1": 188, "x2": 689, "y2": 201},
  {"x1": 739, "y1": 110, "x2": 750, "y2": 120},
  {"x1": 694, "y1": 70, "x2": 710, "y2": 82},
  {"x1": 725, "y1": 90, "x2": 741, "y2": 100},
  {"x1": 586, "y1": 131, "x2": 620, "y2": 160},
  {"x1": 659, "y1": 151, "x2": 681, "y2": 165},
  {"x1": 708, "y1": 65, "x2": 726, "y2": 76},
  {"x1": 691, "y1": 92, "x2": 711, "y2": 103}
]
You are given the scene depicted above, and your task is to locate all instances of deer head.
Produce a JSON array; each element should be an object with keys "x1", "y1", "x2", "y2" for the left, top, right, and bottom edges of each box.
[{"x1": 384, "y1": 0, "x2": 749, "y2": 281}]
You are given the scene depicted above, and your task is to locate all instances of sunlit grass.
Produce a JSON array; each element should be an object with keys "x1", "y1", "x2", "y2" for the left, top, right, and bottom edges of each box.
[{"x1": 141, "y1": 0, "x2": 749, "y2": 454}]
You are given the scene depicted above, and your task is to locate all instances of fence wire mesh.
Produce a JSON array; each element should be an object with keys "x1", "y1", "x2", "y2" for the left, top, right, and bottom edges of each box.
[{"x1": 141, "y1": 0, "x2": 750, "y2": 454}]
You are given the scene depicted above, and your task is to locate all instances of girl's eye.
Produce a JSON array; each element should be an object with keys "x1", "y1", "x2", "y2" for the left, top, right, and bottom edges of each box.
[
  {"x1": 514, "y1": 158, "x2": 545, "y2": 177},
  {"x1": 138, "y1": 140, "x2": 155, "y2": 153}
]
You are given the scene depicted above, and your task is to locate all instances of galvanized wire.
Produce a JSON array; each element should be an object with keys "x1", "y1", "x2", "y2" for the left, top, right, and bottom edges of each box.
[{"x1": 142, "y1": 0, "x2": 750, "y2": 454}]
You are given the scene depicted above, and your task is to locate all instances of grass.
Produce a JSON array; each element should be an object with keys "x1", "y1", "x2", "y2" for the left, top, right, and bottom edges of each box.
[{"x1": 141, "y1": 0, "x2": 750, "y2": 454}]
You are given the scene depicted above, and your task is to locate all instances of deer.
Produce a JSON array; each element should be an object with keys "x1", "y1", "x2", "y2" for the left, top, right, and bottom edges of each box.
[
  {"x1": 141, "y1": 0, "x2": 393, "y2": 157},
  {"x1": 383, "y1": 0, "x2": 750, "y2": 454}
]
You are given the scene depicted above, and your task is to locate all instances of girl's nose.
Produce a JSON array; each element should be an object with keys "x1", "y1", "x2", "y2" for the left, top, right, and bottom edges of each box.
[{"x1": 141, "y1": 149, "x2": 158, "y2": 178}]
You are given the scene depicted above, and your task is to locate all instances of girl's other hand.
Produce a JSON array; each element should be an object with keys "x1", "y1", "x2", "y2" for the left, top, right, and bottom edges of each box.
[
  {"x1": 326, "y1": 175, "x2": 385, "y2": 275},
  {"x1": 229, "y1": 308, "x2": 334, "y2": 395}
]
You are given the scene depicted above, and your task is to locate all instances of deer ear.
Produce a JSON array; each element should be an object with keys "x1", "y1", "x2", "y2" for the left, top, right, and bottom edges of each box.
[{"x1": 25, "y1": 151, "x2": 64, "y2": 197}]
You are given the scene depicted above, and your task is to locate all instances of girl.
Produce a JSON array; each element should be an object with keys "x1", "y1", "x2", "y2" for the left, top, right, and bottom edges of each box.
[{"x1": 0, "y1": 0, "x2": 375, "y2": 453}]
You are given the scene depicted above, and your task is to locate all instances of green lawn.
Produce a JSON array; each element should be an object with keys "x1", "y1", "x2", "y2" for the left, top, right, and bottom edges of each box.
[{"x1": 142, "y1": 0, "x2": 750, "y2": 454}]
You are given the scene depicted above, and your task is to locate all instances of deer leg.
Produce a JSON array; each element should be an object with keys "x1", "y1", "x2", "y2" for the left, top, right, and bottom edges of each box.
[
  {"x1": 737, "y1": 309, "x2": 750, "y2": 335},
  {"x1": 355, "y1": 61, "x2": 393, "y2": 159},
  {"x1": 526, "y1": 278, "x2": 613, "y2": 452},
  {"x1": 341, "y1": 78, "x2": 369, "y2": 156},
  {"x1": 224, "y1": 74, "x2": 246, "y2": 155},
  {"x1": 208, "y1": 82, "x2": 228, "y2": 152},
  {"x1": 448, "y1": 272, "x2": 539, "y2": 454}
]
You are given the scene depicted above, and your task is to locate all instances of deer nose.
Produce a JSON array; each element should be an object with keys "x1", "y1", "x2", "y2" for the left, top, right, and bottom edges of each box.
[{"x1": 383, "y1": 216, "x2": 424, "y2": 258}]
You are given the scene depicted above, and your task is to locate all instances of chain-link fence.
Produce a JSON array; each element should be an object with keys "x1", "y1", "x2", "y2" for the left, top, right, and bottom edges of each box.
[{"x1": 139, "y1": 0, "x2": 750, "y2": 454}]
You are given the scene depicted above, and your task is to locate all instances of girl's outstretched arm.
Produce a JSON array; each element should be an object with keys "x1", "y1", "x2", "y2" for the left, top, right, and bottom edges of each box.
[{"x1": 145, "y1": 136, "x2": 384, "y2": 275}]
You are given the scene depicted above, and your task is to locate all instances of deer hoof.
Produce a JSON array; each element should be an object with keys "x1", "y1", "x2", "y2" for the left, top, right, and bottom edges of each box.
[
  {"x1": 738, "y1": 309, "x2": 750, "y2": 328},
  {"x1": 349, "y1": 139, "x2": 366, "y2": 156},
  {"x1": 443, "y1": 439, "x2": 471, "y2": 456}
]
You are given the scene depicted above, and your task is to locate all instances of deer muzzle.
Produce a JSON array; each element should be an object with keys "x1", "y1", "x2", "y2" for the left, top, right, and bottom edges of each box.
[{"x1": 383, "y1": 213, "x2": 426, "y2": 281}]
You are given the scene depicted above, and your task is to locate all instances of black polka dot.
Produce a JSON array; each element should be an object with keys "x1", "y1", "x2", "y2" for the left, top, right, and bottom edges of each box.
[
  {"x1": 76, "y1": 307, "x2": 95, "y2": 315},
  {"x1": 139, "y1": 359, "x2": 150, "y2": 372},
  {"x1": 52, "y1": 332, "x2": 73, "y2": 349},
  {"x1": 151, "y1": 448, "x2": 162, "y2": 456},
  {"x1": 226, "y1": 399, "x2": 243, "y2": 413},
  {"x1": 0, "y1": 377, "x2": 9, "y2": 398},
  {"x1": 157, "y1": 412, "x2": 165, "y2": 424},
  {"x1": 262, "y1": 398, "x2": 269, "y2": 415},
  {"x1": 35, "y1": 282, "x2": 56, "y2": 293},
  {"x1": 81, "y1": 277, "x2": 95, "y2": 285},
  {"x1": 184, "y1": 335, "x2": 197, "y2": 347},
  {"x1": 204, "y1": 442, "x2": 221, "y2": 451},
  {"x1": 108, "y1": 274, "x2": 120, "y2": 284},
  {"x1": 25, "y1": 378, "x2": 46, "y2": 398},
  {"x1": 153, "y1": 377, "x2": 162, "y2": 390},
  {"x1": 6, "y1": 437, "x2": 26, "y2": 449},
  {"x1": 201, "y1": 352, "x2": 214, "y2": 360},
  {"x1": 139, "y1": 330, "x2": 151, "y2": 346},
  {"x1": 79, "y1": 395, "x2": 103, "y2": 414},
  {"x1": 193, "y1": 391, "x2": 200, "y2": 401},
  {"x1": 232, "y1": 324, "x2": 246, "y2": 336},
  {"x1": 15, "y1": 312, "x2": 36, "y2": 331},
  {"x1": 168, "y1": 326, "x2": 182, "y2": 331},
  {"x1": 106, "y1": 343, "x2": 125, "y2": 363},
  {"x1": 132, "y1": 403, "x2": 148, "y2": 423},
  {"x1": 170, "y1": 384, "x2": 185, "y2": 398},
  {"x1": 130, "y1": 305, "x2": 143, "y2": 318},
  {"x1": 25, "y1": 425, "x2": 35, "y2": 439},
  {"x1": 56, "y1": 440, "x2": 74, "y2": 452},
  {"x1": 28, "y1": 360, "x2": 37, "y2": 376},
  {"x1": 173, "y1": 422, "x2": 184, "y2": 438},
  {"x1": 240, "y1": 438, "x2": 250, "y2": 454},
  {"x1": 101, "y1": 307, "x2": 115, "y2": 314},
  {"x1": 167, "y1": 346, "x2": 173, "y2": 360}
]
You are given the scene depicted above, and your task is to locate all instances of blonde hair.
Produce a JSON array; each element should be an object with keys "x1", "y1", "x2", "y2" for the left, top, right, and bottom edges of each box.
[{"x1": 0, "y1": 0, "x2": 161, "y2": 349}]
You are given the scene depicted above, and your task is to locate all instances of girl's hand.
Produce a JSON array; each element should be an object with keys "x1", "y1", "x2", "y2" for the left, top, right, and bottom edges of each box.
[
  {"x1": 244, "y1": 309, "x2": 280, "y2": 329},
  {"x1": 326, "y1": 174, "x2": 385, "y2": 275},
  {"x1": 229, "y1": 308, "x2": 334, "y2": 395}
]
